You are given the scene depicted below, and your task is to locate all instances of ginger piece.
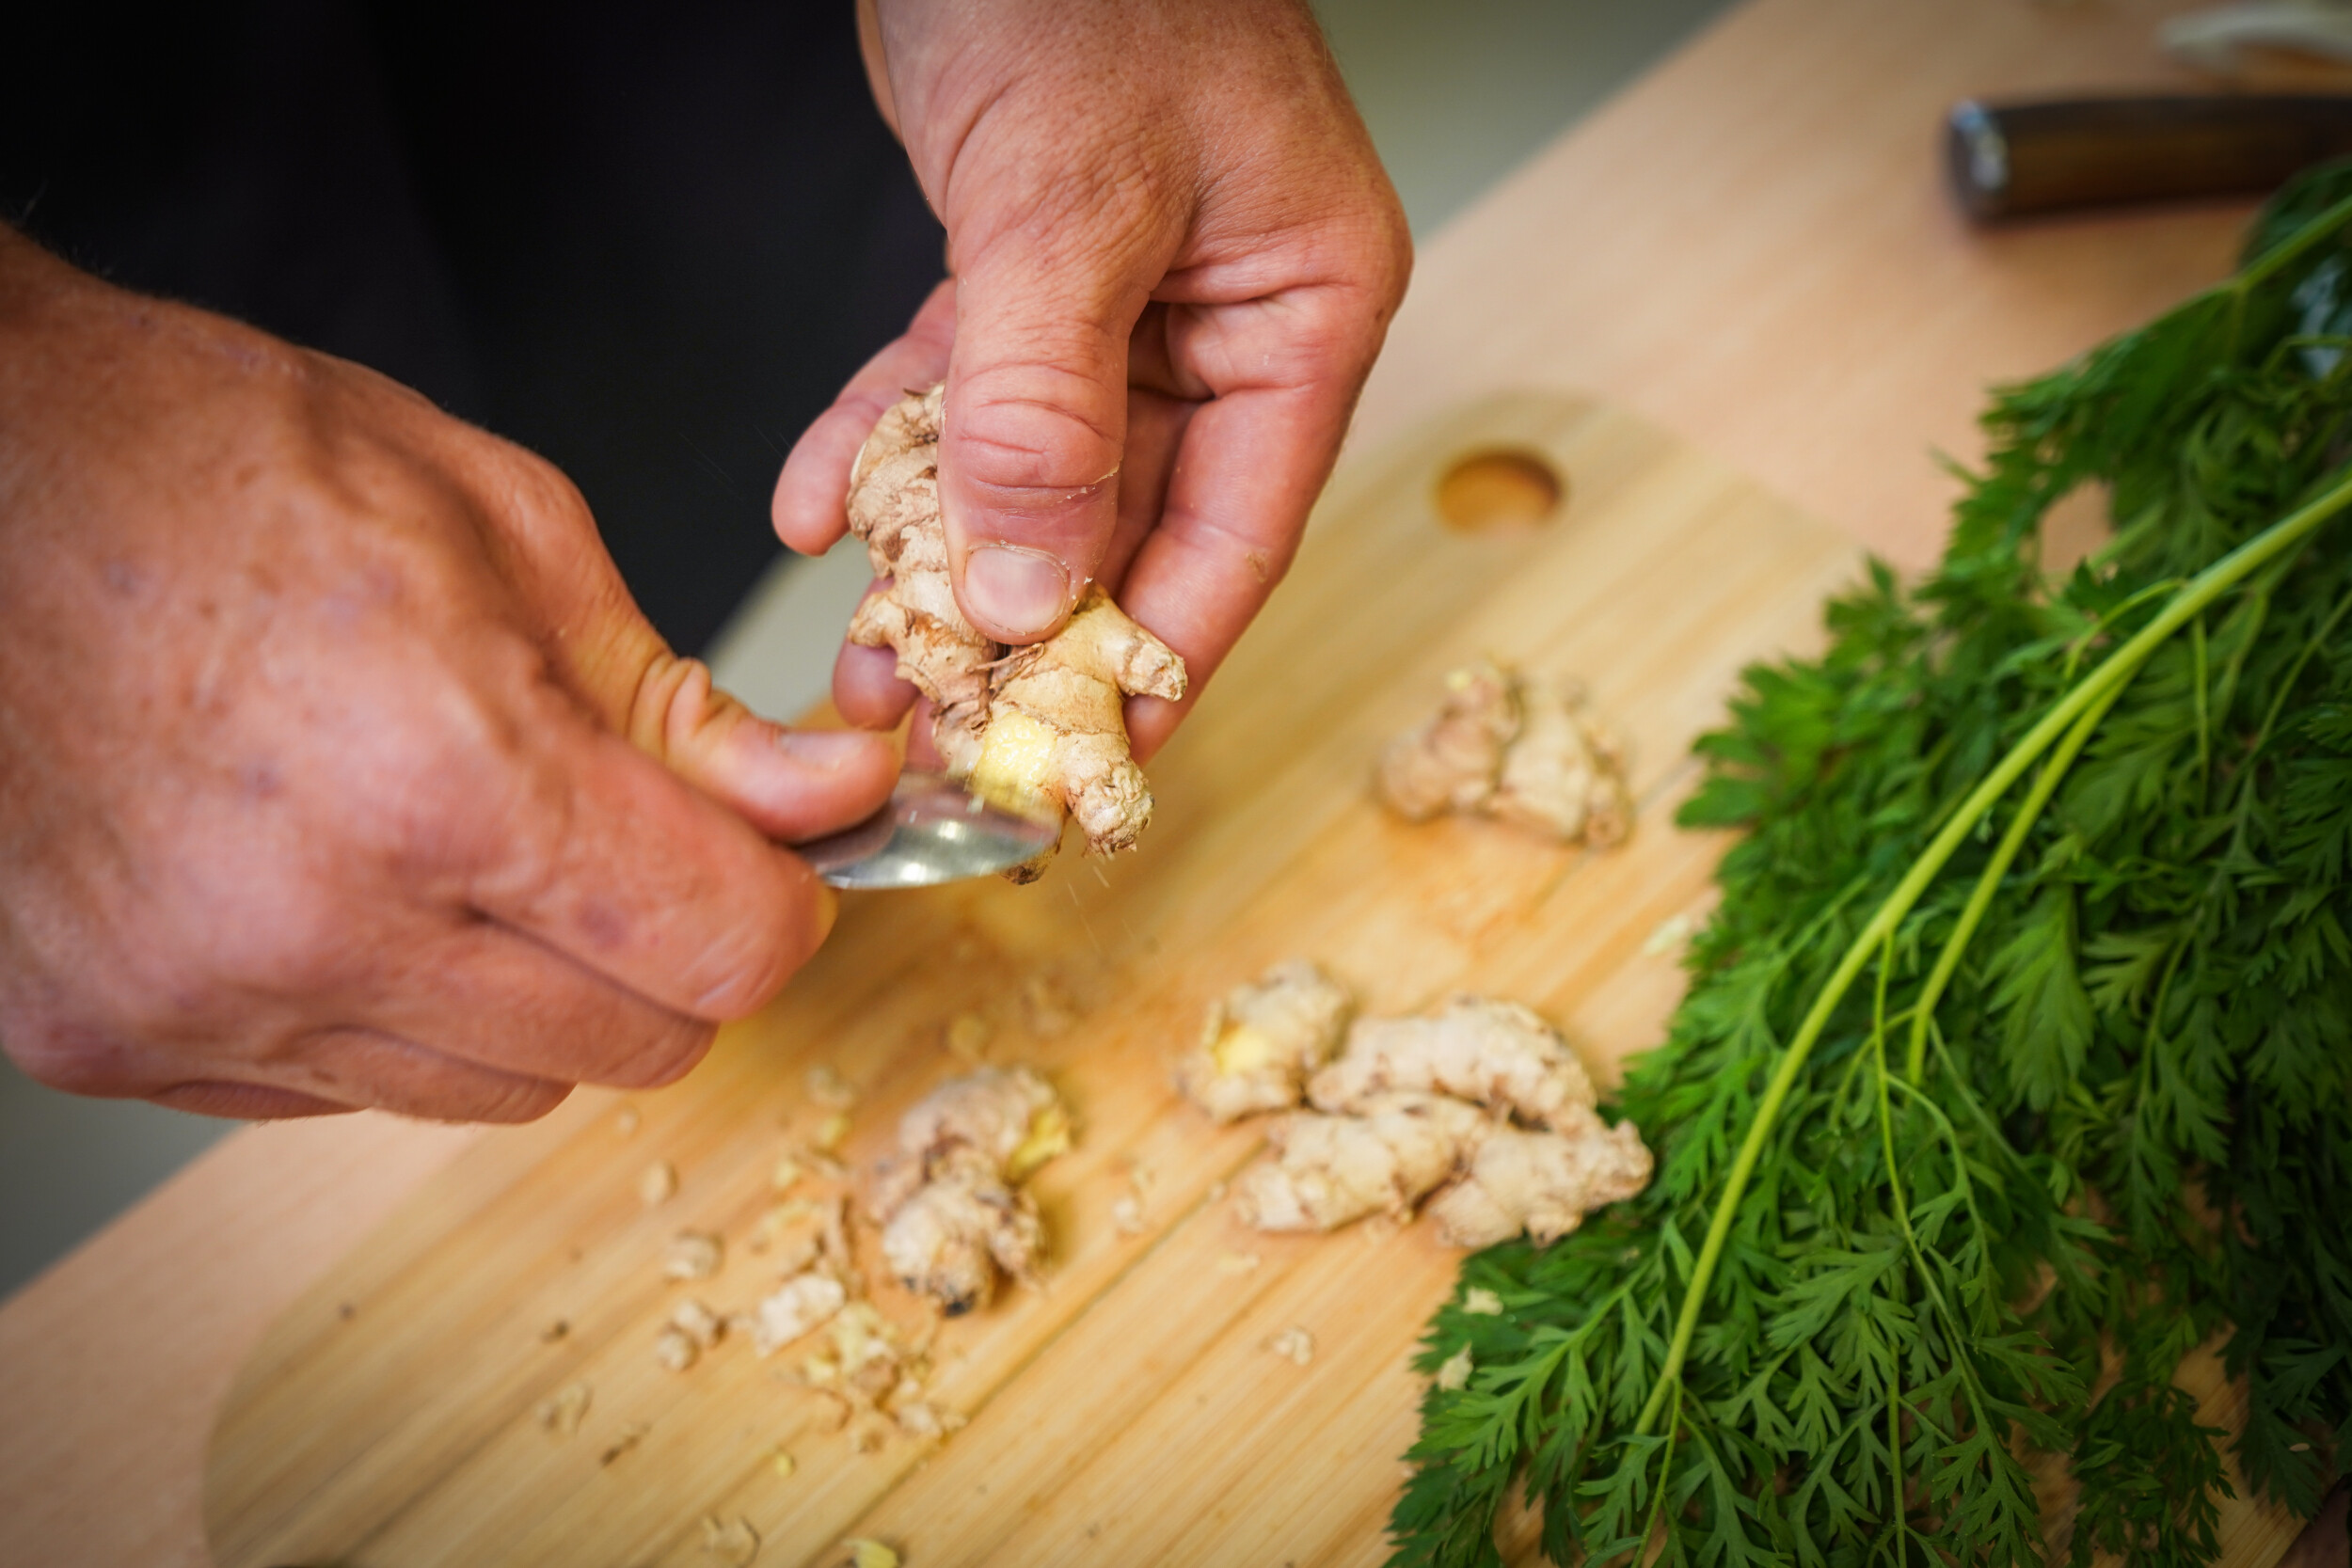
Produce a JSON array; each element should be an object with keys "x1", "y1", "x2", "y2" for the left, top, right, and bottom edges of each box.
[
  {"x1": 1176, "y1": 960, "x2": 1355, "y2": 1122},
  {"x1": 637, "y1": 1159, "x2": 678, "y2": 1206},
  {"x1": 1375, "y1": 658, "x2": 1518, "y2": 820},
  {"x1": 812, "y1": 1302, "x2": 910, "y2": 1401},
  {"x1": 878, "y1": 1177, "x2": 1047, "y2": 1316},
  {"x1": 751, "y1": 1271, "x2": 849, "y2": 1357},
  {"x1": 1375, "y1": 658, "x2": 1631, "y2": 846},
  {"x1": 700, "y1": 1514, "x2": 760, "y2": 1567},
  {"x1": 663, "y1": 1230, "x2": 723, "y2": 1282},
  {"x1": 844, "y1": 386, "x2": 1186, "y2": 877},
  {"x1": 866, "y1": 1067, "x2": 1069, "y2": 1313},
  {"x1": 1230, "y1": 988, "x2": 1656, "y2": 1249},
  {"x1": 1309, "y1": 995, "x2": 1603, "y2": 1135},
  {"x1": 1424, "y1": 1121, "x2": 1654, "y2": 1248},
  {"x1": 970, "y1": 584, "x2": 1187, "y2": 879},
  {"x1": 846, "y1": 384, "x2": 997, "y2": 774},
  {"x1": 1490, "y1": 673, "x2": 1631, "y2": 847},
  {"x1": 536, "y1": 1380, "x2": 592, "y2": 1436},
  {"x1": 654, "y1": 1325, "x2": 701, "y2": 1372},
  {"x1": 1235, "y1": 1092, "x2": 1489, "y2": 1232}
]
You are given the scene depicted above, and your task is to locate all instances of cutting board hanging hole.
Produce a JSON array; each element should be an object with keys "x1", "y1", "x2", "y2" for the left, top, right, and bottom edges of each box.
[{"x1": 1434, "y1": 448, "x2": 1565, "y2": 534}]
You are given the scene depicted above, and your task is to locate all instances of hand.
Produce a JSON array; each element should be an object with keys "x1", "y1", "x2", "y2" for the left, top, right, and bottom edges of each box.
[
  {"x1": 772, "y1": 0, "x2": 1410, "y2": 761},
  {"x1": 0, "y1": 231, "x2": 898, "y2": 1121}
]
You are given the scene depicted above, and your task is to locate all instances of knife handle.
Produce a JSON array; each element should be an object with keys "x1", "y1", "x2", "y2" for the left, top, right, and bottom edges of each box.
[{"x1": 1947, "y1": 94, "x2": 2352, "y2": 219}]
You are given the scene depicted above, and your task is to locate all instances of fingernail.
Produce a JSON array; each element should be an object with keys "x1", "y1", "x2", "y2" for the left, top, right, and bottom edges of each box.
[
  {"x1": 776, "y1": 729, "x2": 881, "y2": 771},
  {"x1": 962, "y1": 545, "x2": 1071, "y2": 639}
]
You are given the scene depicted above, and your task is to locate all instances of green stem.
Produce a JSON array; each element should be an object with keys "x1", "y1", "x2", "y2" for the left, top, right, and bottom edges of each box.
[
  {"x1": 1902, "y1": 678, "x2": 2127, "y2": 1084},
  {"x1": 1631, "y1": 466, "x2": 2352, "y2": 1437},
  {"x1": 2192, "y1": 614, "x2": 2211, "y2": 798}
]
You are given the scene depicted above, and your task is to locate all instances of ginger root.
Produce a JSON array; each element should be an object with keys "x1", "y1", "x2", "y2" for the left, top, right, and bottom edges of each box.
[
  {"x1": 1206, "y1": 973, "x2": 1654, "y2": 1248},
  {"x1": 846, "y1": 386, "x2": 995, "y2": 774},
  {"x1": 1375, "y1": 658, "x2": 1630, "y2": 847},
  {"x1": 866, "y1": 1067, "x2": 1070, "y2": 1314},
  {"x1": 1235, "y1": 1092, "x2": 1488, "y2": 1231},
  {"x1": 1175, "y1": 960, "x2": 1355, "y2": 1122},
  {"x1": 845, "y1": 386, "x2": 1186, "y2": 875},
  {"x1": 1310, "y1": 995, "x2": 1603, "y2": 1134},
  {"x1": 1423, "y1": 1122, "x2": 1652, "y2": 1248},
  {"x1": 972, "y1": 585, "x2": 1187, "y2": 879}
]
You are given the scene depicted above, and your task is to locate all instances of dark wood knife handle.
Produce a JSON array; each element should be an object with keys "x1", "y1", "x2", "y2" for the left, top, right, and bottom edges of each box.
[{"x1": 1947, "y1": 94, "x2": 2352, "y2": 219}]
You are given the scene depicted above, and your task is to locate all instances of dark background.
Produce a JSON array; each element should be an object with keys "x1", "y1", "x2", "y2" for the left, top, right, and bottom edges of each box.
[{"x1": 3, "y1": 0, "x2": 946, "y2": 655}]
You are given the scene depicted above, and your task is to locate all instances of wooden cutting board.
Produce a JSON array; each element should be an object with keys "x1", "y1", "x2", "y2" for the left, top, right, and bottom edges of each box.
[{"x1": 202, "y1": 393, "x2": 2303, "y2": 1568}]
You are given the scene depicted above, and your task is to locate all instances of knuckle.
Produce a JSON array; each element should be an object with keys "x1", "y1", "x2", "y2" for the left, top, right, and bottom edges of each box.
[
  {"x1": 949, "y1": 366, "x2": 1125, "y2": 497},
  {"x1": 3, "y1": 1012, "x2": 140, "y2": 1098}
]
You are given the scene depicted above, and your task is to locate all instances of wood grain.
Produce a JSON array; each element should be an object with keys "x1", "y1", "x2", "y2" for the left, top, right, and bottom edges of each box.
[
  {"x1": 9, "y1": 3, "x2": 2348, "y2": 1565},
  {"x1": 204, "y1": 394, "x2": 2306, "y2": 1568}
]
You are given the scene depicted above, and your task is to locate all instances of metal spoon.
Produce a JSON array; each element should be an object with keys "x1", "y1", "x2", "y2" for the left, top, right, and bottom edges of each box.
[{"x1": 794, "y1": 770, "x2": 1060, "y2": 889}]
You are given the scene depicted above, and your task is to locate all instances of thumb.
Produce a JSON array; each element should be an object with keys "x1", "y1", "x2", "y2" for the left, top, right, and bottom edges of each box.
[
  {"x1": 938, "y1": 240, "x2": 1150, "y2": 643},
  {"x1": 612, "y1": 648, "x2": 899, "y2": 844}
]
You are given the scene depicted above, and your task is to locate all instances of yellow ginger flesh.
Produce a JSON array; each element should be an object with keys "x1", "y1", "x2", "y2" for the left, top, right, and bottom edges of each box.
[
  {"x1": 1174, "y1": 959, "x2": 1356, "y2": 1122},
  {"x1": 970, "y1": 583, "x2": 1186, "y2": 879},
  {"x1": 842, "y1": 386, "x2": 1186, "y2": 876}
]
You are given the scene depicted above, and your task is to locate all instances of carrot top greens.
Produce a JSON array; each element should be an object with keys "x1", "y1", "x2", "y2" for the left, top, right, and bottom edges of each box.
[{"x1": 1391, "y1": 166, "x2": 2352, "y2": 1568}]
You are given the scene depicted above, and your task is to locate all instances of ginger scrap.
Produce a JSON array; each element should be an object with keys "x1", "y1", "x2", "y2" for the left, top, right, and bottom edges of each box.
[
  {"x1": 1434, "y1": 1344, "x2": 1475, "y2": 1391},
  {"x1": 842, "y1": 1540, "x2": 900, "y2": 1568},
  {"x1": 751, "y1": 1272, "x2": 849, "y2": 1357},
  {"x1": 1268, "y1": 1325, "x2": 1316, "y2": 1366},
  {"x1": 700, "y1": 1513, "x2": 760, "y2": 1566},
  {"x1": 672, "y1": 1298, "x2": 725, "y2": 1349},
  {"x1": 806, "y1": 1064, "x2": 859, "y2": 1111},
  {"x1": 654, "y1": 1325, "x2": 701, "y2": 1372},
  {"x1": 844, "y1": 384, "x2": 1186, "y2": 878},
  {"x1": 637, "y1": 1159, "x2": 678, "y2": 1206},
  {"x1": 536, "y1": 1380, "x2": 591, "y2": 1436},
  {"x1": 599, "y1": 1421, "x2": 648, "y2": 1467},
  {"x1": 867, "y1": 1067, "x2": 1069, "y2": 1313},
  {"x1": 1375, "y1": 658, "x2": 1630, "y2": 846},
  {"x1": 1310, "y1": 996, "x2": 1603, "y2": 1134},
  {"x1": 1236, "y1": 1092, "x2": 1489, "y2": 1232},
  {"x1": 945, "y1": 1011, "x2": 991, "y2": 1062},
  {"x1": 1176, "y1": 960, "x2": 1355, "y2": 1122},
  {"x1": 658, "y1": 1297, "x2": 725, "y2": 1369},
  {"x1": 664, "y1": 1230, "x2": 723, "y2": 1282}
]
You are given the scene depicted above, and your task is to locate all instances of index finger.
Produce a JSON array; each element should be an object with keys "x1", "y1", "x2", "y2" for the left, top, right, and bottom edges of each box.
[{"x1": 1111, "y1": 283, "x2": 1387, "y2": 759}]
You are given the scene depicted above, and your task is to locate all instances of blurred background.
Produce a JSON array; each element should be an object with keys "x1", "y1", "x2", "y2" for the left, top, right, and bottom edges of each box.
[{"x1": 0, "y1": 0, "x2": 1733, "y2": 1302}]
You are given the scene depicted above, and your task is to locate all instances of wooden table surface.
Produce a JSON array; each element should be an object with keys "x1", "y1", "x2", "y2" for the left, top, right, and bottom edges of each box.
[{"x1": 4, "y1": 2, "x2": 2344, "y2": 1563}]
